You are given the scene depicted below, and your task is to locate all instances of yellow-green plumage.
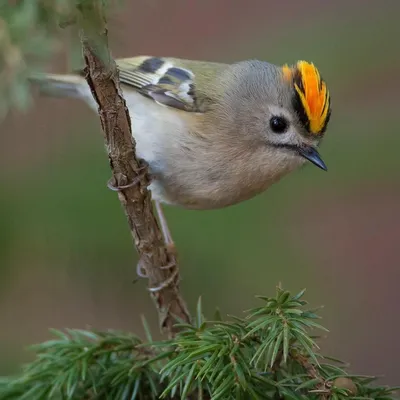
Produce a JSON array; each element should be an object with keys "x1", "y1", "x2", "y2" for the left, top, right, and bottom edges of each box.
[
  {"x1": 30, "y1": 55, "x2": 331, "y2": 210},
  {"x1": 113, "y1": 56, "x2": 228, "y2": 112}
]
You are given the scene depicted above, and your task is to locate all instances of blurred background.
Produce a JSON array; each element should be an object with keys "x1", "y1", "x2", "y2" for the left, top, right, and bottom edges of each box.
[{"x1": 1, "y1": 0, "x2": 399, "y2": 385}]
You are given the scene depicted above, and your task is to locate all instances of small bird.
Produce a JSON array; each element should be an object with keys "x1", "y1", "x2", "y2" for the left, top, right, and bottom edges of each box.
[{"x1": 32, "y1": 56, "x2": 331, "y2": 247}]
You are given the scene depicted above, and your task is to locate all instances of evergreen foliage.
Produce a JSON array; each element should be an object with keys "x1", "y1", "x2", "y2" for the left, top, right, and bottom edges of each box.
[{"x1": 0, "y1": 289, "x2": 398, "y2": 399}]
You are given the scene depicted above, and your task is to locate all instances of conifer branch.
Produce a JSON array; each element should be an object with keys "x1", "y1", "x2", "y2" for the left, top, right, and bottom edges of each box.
[{"x1": 1, "y1": 289, "x2": 398, "y2": 399}]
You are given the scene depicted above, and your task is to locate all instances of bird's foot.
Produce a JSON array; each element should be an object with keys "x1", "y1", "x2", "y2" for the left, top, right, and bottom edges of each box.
[
  {"x1": 136, "y1": 256, "x2": 178, "y2": 292},
  {"x1": 148, "y1": 267, "x2": 179, "y2": 292},
  {"x1": 107, "y1": 160, "x2": 150, "y2": 191}
]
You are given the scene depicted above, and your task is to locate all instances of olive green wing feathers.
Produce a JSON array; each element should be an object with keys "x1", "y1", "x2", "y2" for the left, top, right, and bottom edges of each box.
[{"x1": 115, "y1": 56, "x2": 228, "y2": 113}]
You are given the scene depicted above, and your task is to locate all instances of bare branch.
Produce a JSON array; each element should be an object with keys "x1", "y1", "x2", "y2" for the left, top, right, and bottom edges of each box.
[{"x1": 78, "y1": 5, "x2": 190, "y2": 336}]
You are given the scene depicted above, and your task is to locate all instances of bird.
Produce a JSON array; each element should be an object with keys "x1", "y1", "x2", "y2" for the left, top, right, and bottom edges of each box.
[{"x1": 31, "y1": 56, "x2": 331, "y2": 252}]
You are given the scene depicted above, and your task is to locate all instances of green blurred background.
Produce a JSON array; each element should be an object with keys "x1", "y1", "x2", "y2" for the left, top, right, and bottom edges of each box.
[{"x1": 1, "y1": 0, "x2": 399, "y2": 385}]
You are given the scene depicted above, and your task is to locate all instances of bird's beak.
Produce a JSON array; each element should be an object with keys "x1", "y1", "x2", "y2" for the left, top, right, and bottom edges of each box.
[{"x1": 298, "y1": 146, "x2": 327, "y2": 171}]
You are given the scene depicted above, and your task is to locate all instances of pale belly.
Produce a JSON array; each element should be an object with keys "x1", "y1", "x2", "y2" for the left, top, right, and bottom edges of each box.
[
  {"x1": 82, "y1": 89, "x2": 305, "y2": 210},
  {"x1": 144, "y1": 156, "x2": 304, "y2": 210}
]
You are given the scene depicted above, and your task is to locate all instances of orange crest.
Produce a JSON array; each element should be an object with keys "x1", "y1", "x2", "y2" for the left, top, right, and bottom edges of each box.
[{"x1": 282, "y1": 61, "x2": 330, "y2": 135}]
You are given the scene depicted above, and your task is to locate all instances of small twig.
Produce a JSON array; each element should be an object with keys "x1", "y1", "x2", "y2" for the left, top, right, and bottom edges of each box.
[
  {"x1": 78, "y1": 4, "x2": 190, "y2": 336},
  {"x1": 292, "y1": 352, "x2": 329, "y2": 399}
]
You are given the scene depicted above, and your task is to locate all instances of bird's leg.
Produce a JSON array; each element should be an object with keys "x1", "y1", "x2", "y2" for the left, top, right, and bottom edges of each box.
[
  {"x1": 107, "y1": 166, "x2": 177, "y2": 285},
  {"x1": 137, "y1": 201, "x2": 178, "y2": 290},
  {"x1": 155, "y1": 200, "x2": 176, "y2": 255},
  {"x1": 106, "y1": 162, "x2": 152, "y2": 278},
  {"x1": 142, "y1": 200, "x2": 178, "y2": 292}
]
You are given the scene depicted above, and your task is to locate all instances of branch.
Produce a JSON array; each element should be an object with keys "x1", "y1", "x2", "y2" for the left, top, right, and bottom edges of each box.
[
  {"x1": 78, "y1": 4, "x2": 190, "y2": 336},
  {"x1": 292, "y1": 352, "x2": 329, "y2": 399}
]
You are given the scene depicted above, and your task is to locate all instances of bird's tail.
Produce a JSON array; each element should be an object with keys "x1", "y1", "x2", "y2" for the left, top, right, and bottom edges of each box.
[{"x1": 29, "y1": 72, "x2": 86, "y2": 98}]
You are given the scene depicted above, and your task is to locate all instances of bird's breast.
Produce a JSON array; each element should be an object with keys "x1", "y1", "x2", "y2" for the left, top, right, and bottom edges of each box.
[
  {"x1": 123, "y1": 92, "x2": 304, "y2": 210},
  {"x1": 145, "y1": 146, "x2": 303, "y2": 210}
]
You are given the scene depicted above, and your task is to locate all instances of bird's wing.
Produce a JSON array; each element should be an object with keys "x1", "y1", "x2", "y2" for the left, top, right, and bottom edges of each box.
[{"x1": 115, "y1": 56, "x2": 228, "y2": 113}]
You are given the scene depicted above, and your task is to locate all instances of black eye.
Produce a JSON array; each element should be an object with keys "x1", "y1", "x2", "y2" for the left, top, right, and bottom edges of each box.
[{"x1": 269, "y1": 116, "x2": 288, "y2": 134}]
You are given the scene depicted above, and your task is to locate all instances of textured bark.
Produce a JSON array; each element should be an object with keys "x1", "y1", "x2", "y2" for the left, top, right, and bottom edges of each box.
[{"x1": 78, "y1": 5, "x2": 190, "y2": 336}]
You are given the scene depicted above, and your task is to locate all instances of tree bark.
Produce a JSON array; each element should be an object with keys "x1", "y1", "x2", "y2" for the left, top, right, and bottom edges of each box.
[{"x1": 78, "y1": 5, "x2": 190, "y2": 336}]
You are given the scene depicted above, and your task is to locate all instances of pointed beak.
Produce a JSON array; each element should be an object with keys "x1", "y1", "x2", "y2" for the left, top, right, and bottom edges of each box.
[{"x1": 298, "y1": 146, "x2": 327, "y2": 171}]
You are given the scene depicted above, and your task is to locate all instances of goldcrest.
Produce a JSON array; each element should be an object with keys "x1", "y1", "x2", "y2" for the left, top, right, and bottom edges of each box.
[{"x1": 32, "y1": 56, "x2": 331, "y2": 210}]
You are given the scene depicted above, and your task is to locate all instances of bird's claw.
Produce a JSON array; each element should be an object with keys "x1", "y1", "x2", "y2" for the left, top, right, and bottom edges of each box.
[
  {"x1": 136, "y1": 257, "x2": 178, "y2": 292},
  {"x1": 107, "y1": 165, "x2": 149, "y2": 192},
  {"x1": 148, "y1": 267, "x2": 179, "y2": 293},
  {"x1": 136, "y1": 258, "x2": 148, "y2": 278}
]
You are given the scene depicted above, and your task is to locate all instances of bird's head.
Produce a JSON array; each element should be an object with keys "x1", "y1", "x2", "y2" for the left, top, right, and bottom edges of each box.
[{"x1": 221, "y1": 59, "x2": 332, "y2": 171}]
